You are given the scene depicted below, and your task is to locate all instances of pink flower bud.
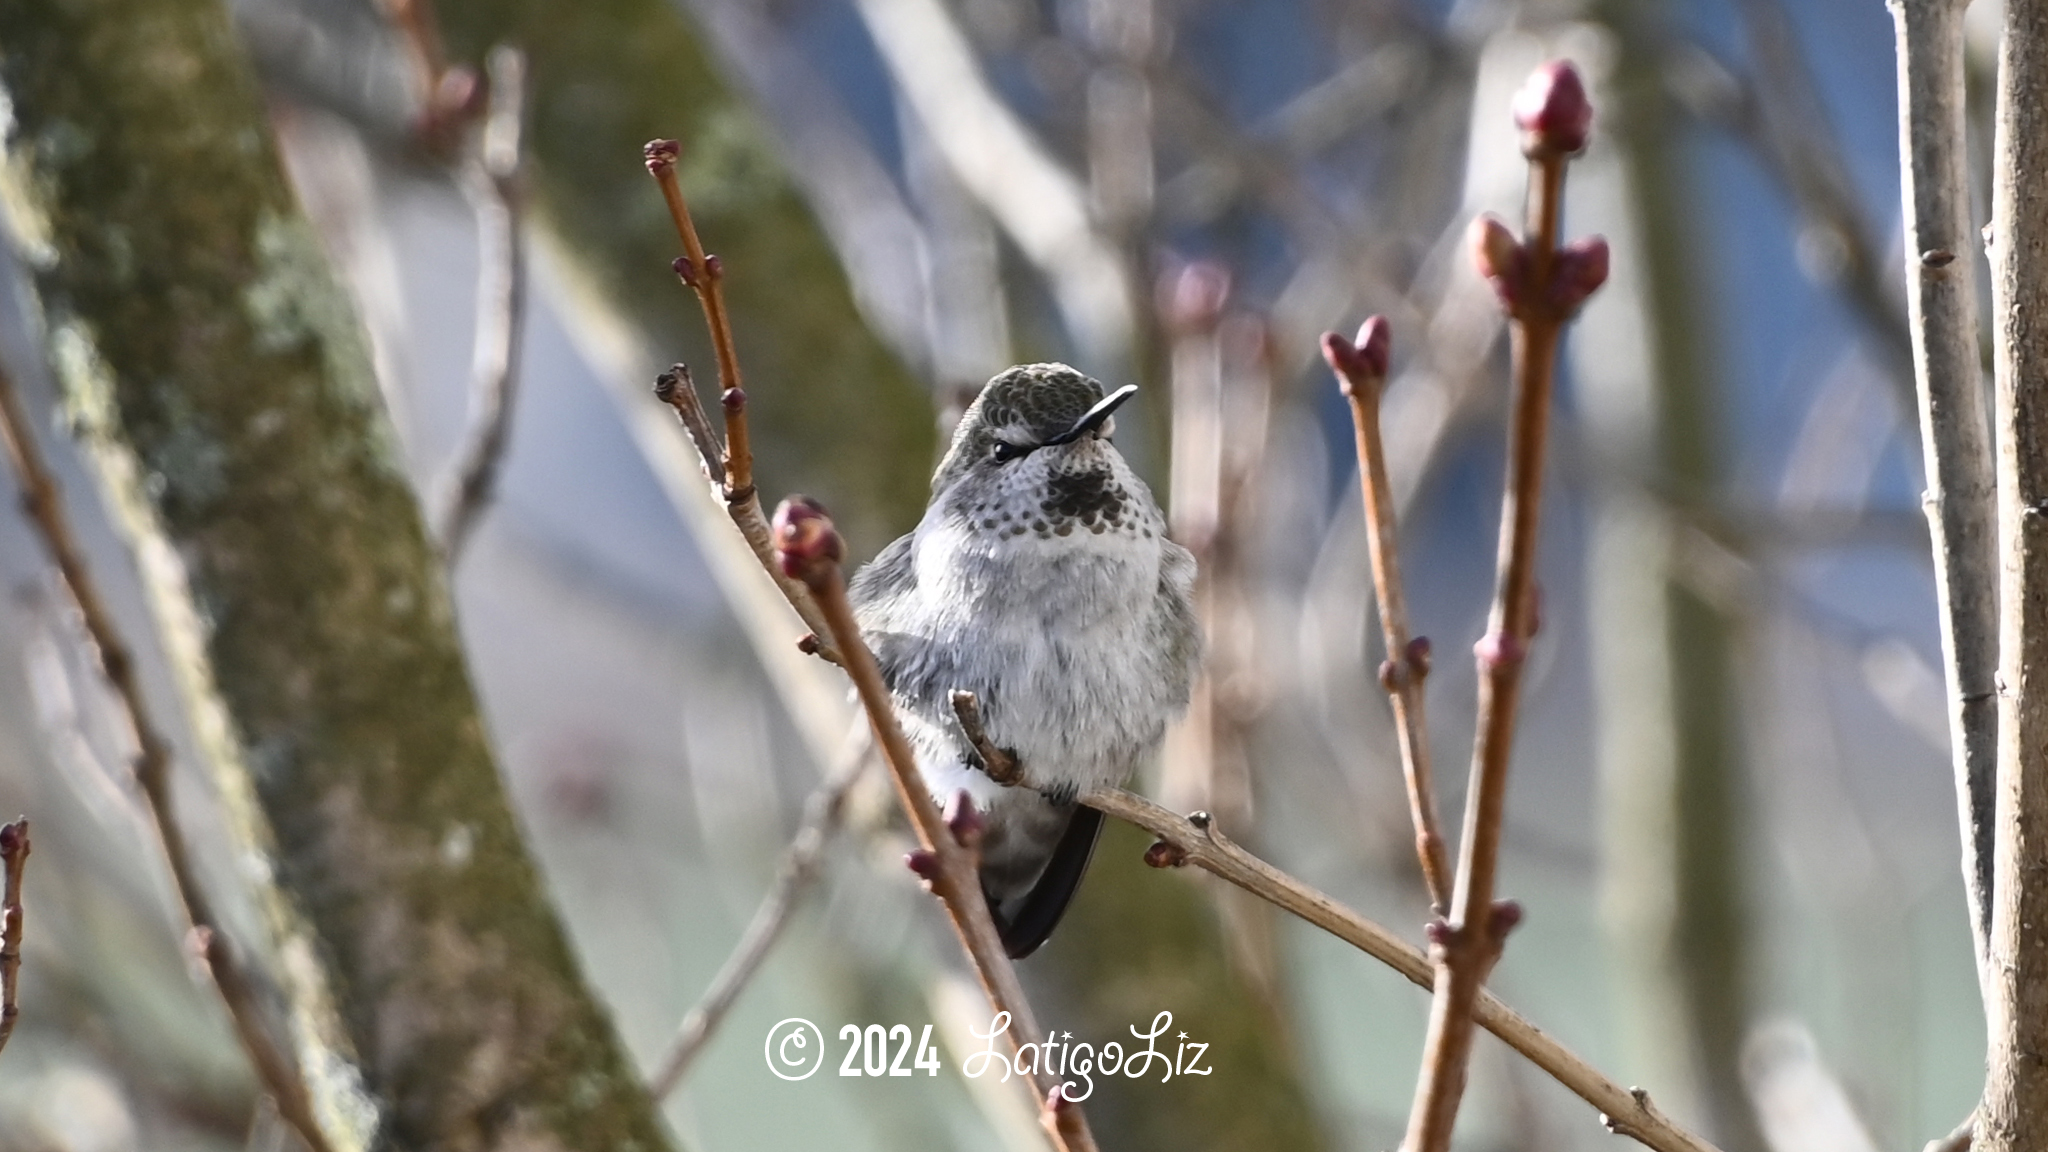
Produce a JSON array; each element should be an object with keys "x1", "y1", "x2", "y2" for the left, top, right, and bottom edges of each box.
[
  {"x1": 1320, "y1": 317, "x2": 1393, "y2": 393},
  {"x1": 1161, "y1": 261, "x2": 1231, "y2": 332},
  {"x1": 1512, "y1": 61, "x2": 1593, "y2": 157},
  {"x1": 1548, "y1": 236, "x2": 1611, "y2": 315},
  {"x1": 1354, "y1": 316, "x2": 1391, "y2": 378},
  {"x1": 1490, "y1": 899, "x2": 1524, "y2": 938},
  {"x1": 771, "y1": 497, "x2": 844, "y2": 582},
  {"x1": 1469, "y1": 214, "x2": 1524, "y2": 293},
  {"x1": 905, "y1": 849, "x2": 940, "y2": 883}
]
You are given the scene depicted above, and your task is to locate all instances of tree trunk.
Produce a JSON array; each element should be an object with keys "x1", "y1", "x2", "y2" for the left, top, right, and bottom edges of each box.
[{"x1": 0, "y1": 2, "x2": 678, "y2": 1148}]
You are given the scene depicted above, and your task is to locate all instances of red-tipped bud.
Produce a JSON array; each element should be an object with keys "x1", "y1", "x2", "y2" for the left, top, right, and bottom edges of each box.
[
  {"x1": 704, "y1": 254, "x2": 725, "y2": 280},
  {"x1": 1548, "y1": 236, "x2": 1611, "y2": 315},
  {"x1": 1406, "y1": 636, "x2": 1433, "y2": 678},
  {"x1": 721, "y1": 387, "x2": 746, "y2": 413},
  {"x1": 944, "y1": 790, "x2": 985, "y2": 849},
  {"x1": 1144, "y1": 839, "x2": 1188, "y2": 868},
  {"x1": 1354, "y1": 316, "x2": 1391, "y2": 378},
  {"x1": 1424, "y1": 919, "x2": 1454, "y2": 949},
  {"x1": 1469, "y1": 215, "x2": 1524, "y2": 305},
  {"x1": 1161, "y1": 261, "x2": 1231, "y2": 332},
  {"x1": 643, "y1": 138, "x2": 682, "y2": 173},
  {"x1": 1321, "y1": 318, "x2": 1392, "y2": 396},
  {"x1": 905, "y1": 849, "x2": 941, "y2": 883},
  {"x1": 771, "y1": 497, "x2": 844, "y2": 583},
  {"x1": 1474, "y1": 630, "x2": 1526, "y2": 670},
  {"x1": 0, "y1": 819, "x2": 22, "y2": 856},
  {"x1": 1489, "y1": 899, "x2": 1524, "y2": 938},
  {"x1": 672, "y1": 256, "x2": 697, "y2": 286},
  {"x1": 1512, "y1": 61, "x2": 1593, "y2": 157}
]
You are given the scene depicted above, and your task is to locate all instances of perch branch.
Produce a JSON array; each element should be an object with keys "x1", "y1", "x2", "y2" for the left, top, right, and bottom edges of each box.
[
  {"x1": 1887, "y1": 0, "x2": 1999, "y2": 989},
  {"x1": 0, "y1": 364, "x2": 332, "y2": 1150},
  {"x1": 651, "y1": 364, "x2": 842, "y2": 665},
  {"x1": 1323, "y1": 316, "x2": 1452, "y2": 916},
  {"x1": 1082, "y1": 787, "x2": 1720, "y2": 1152},
  {"x1": 0, "y1": 818, "x2": 25, "y2": 1058},
  {"x1": 648, "y1": 730, "x2": 873, "y2": 1097},
  {"x1": 1401, "y1": 61, "x2": 1608, "y2": 1152},
  {"x1": 773, "y1": 499, "x2": 1096, "y2": 1152},
  {"x1": 434, "y1": 46, "x2": 529, "y2": 564}
]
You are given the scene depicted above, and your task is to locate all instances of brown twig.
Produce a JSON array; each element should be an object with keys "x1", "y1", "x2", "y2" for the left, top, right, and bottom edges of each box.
[
  {"x1": 1323, "y1": 316, "x2": 1452, "y2": 916},
  {"x1": 1400, "y1": 61, "x2": 1608, "y2": 1152},
  {"x1": 644, "y1": 140, "x2": 751, "y2": 498},
  {"x1": 772, "y1": 499, "x2": 1096, "y2": 1152},
  {"x1": 1081, "y1": 787, "x2": 1720, "y2": 1152},
  {"x1": 648, "y1": 729, "x2": 873, "y2": 1097},
  {"x1": 434, "y1": 45, "x2": 529, "y2": 564},
  {"x1": 652, "y1": 365, "x2": 843, "y2": 666},
  {"x1": 0, "y1": 365, "x2": 333, "y2": 1149},
  {"x1": 0, "y1": 818, "x2": 26, "y2": 1059}
]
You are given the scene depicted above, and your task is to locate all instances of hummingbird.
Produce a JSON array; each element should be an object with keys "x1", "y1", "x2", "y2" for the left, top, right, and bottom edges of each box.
[{"x1": 850, "y1": 364, "x2": 1201, "y2": 958}]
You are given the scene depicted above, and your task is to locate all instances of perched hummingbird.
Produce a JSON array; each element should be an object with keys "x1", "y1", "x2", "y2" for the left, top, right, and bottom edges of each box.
[{"x1": 851, "y1": 364, "x2": 1201, "y2": 958}]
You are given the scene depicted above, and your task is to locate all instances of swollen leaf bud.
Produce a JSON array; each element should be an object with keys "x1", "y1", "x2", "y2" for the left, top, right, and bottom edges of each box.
[
  {"x1": 771, "y1": 497, "x2": 844, "y2": 584},
  {"x1": 944, "y1": 790, "x2": 985, "y2": 849},
  {"x1": 1512, "y1": 61, "x2": 1593, "y2": 157},
  {"x1": 1548, "y1": 236, "x2": 1611, "y2": 315},
  {"x1": 1469, "y1": 214, "x2": 1524, "y2": 294}
]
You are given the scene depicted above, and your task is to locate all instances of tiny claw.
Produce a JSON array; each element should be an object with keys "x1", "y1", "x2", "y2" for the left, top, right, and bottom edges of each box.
[
  {"x1": 643, "y1": 138, "x2": 682, "y2": 173},
  {"x1": 1405, "y1": 636, "x2": 1433, "y2": 677},
  {"x1": 1144, "y1": 839, "x2": 1188, "y2": 868},
  {"x1": 1548, "y1": 236, "x2": 1611, "y2": 314},
  {"x1": 1512, "y1": 60, "x2": 1593, "y2": 157},
  {"x1": 721, "y1": 387, "x2": 746, "y2": 413},
  {"x1": 944, "y1": 790, "x2": 985, "y2": 849},
  {"x1": 905, "y1": 849, "x2": 941, "y2": 883},
  {"x1": 672, "y1": 256, "x2": 698, "y2": 286},
  {"x1": 1469, "y1": 215, "x2": 1524, "y2": 305},
  {"x1": 1490, "y1": 899, "x2": 1524, "y2": 938},
  {"x1": 1474, "y1": 630, "x2": 1525, "y2": 670},
  {"x1": 771, "y1": 497, "x2": 845, "y2": 583}
]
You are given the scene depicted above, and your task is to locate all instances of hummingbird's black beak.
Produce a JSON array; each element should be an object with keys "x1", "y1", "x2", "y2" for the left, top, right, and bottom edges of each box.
[{"x1": 1041, "y1": 385, "x2": 1138, "y2": 447}]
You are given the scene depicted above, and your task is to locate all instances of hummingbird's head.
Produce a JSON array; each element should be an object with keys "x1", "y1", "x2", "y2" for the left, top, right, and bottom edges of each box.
[{"x1": 927, "y1": 364, "x2": 1154, "y2": 544}]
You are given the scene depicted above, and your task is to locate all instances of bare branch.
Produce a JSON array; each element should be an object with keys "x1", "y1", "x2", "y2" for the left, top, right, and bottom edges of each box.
[
  {"x1": 772, "y1": 498, "x2": 1097, "y2": 1152},
  {"x1": 0, "y1": 818, "x2": 26, "y2": 1059},
  {"x1": 1402, "y1": 61, "x2": 1608, "y2": 1152},
  {"x1": 1079, "y1": 787, "x2": 1721, "y2": 1152},
  {"x1": 648, "y1": 730, "x2": 873, "y2": 1097},
  {"x1": 1323, "y1": 316, "x2": 1452, "y2": 916},
  {"x1": 435, "y1": 46, "x2": 530, "y2": 564},
  {"x1": 0, "y1": 364, "x2": 332, "y2": 1151}
]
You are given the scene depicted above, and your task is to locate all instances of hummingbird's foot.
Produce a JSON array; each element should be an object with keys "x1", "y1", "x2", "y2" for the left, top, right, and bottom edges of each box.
[{"x1": 1038, "y1": 780, "x2": 1080, "y2": 807}]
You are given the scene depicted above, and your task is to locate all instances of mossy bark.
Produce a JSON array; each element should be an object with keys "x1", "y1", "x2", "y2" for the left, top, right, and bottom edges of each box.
[
  {"x1": 0, "y1": 2, "x2": 676, "y2": 1149},
  {"x1": 434, "y1": 0, "x2": 937, "y2": 556}
]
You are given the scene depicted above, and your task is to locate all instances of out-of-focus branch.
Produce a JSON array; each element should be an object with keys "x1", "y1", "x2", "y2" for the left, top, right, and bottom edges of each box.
[
  {"x1": 772, "y1": 499, "x2": 1098, "y2": 1152},
  {"x1": 851, "y1": 0, "x2": 1135, "y2": 368},
  {"x1": 0, "y1": 365, "x2": 331, "y2": 1150},
  {"x1": 1081, "y1": 786, "x2": 1721, "y2": 1152},
  {"x1": 651, "y1": 359, "x2": 842, "y2": 666},
  {"x1": 0, "y1": 818, "x2": 25, "y2": 1059},
  {"x1": 1888, "y1": 0, "x2": 1999, "y2": 989},
  {"x1": 1402, "y1": 62, "x2": 1609, "y2": 1152},
  {"x1": 1323, "y1": 316, "x2": 1452, "y2": 916},
  {"x1": 1983, "y1": 2, "x2": 2048, "y2": 1149},
  {"x1": 434, "y1": 45, "x2": 529, "y2": 563},
  {"x1": 648, "y1": 730, "x2": 872, "y2": 1097}
]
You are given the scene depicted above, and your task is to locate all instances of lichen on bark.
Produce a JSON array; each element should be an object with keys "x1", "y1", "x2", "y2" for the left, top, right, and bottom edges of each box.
[{"x1": 0, "y1": 1, "x2": 677, "y2": 1147}]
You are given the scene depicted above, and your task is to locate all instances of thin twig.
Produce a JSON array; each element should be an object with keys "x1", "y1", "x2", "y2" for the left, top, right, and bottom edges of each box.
[
  {"x1": 435, "y1": 46, "x2": 530, "y2": 564},
  {"x1": 1401, "y1": 62, "x2": 1608, "y2": 1152},
  {"x1": 650, "y1": 363, "x2": 843, "y2": 666},
  {"x1": 0, "y1": 365, "x2": 333, "y2": 1150},
  {"x1": 1983, "y1": 1, "x2": 2048, "y2": 1146},
  {"x1": 0, "y1": 818, "x2": 26, "y2": 1059},
  {"x1": 773, "y1": 499, "x2": 1097, "y2": 1152},
  {"x1": 648, "y1": 729, "x2": 873, "y2": 1097},
  {"x1": 1080, "y1": 787, "x2": 1721, "y2": 1152},
  {"x1": 1887, "y1": 0, "x2": 1999, "y2": 993},
  {"x1": 1323, "y1": 317, "x2": 1451, "y2": 916},
  {"x1": 643, "y1": 141, "x2": 751, "y2": 498}
]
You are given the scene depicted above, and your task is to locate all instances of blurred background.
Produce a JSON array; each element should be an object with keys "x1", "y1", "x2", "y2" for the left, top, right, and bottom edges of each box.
[{"x1": 0, "y1": 0, "x2": 2004, "y2": 1149}]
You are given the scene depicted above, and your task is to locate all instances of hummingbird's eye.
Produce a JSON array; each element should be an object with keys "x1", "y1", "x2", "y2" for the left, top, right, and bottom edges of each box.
[{"x1": 992, "y1": 440, "x2": 1030, "y2": 463}]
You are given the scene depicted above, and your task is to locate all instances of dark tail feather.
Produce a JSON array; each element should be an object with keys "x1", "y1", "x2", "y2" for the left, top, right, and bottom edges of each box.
[{"x1": 993, "y1": 805, "x2": 1104, "y2": 959}]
